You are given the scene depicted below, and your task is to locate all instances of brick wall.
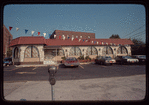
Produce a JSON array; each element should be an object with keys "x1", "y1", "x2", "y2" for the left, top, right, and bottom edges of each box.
[
  {"x1": 3, "y1": 25, "x2": 13, "y2": 57},
  {"x1": 50, "y1": 30, "x2": 95, "y2": 39}
]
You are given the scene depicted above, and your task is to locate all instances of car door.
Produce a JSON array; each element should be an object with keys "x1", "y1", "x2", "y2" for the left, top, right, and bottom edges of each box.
[
  {"x1": 116, "y1": 56, "x2": 121, "y2": 64},
  {"x1": 96, "y1": 56, "x2": 101, "y2": 63},
  {"x1": 101, "y1": 56, "x2": 105, "y2": 63}
]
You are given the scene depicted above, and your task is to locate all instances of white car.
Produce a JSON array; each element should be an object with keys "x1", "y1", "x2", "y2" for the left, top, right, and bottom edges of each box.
[
  {"x1": 64, "y1": 57, "x2": 80, "y2": 67},
  {"x1": 116, "y1": 56, "x2": 139, "y2": 65}
]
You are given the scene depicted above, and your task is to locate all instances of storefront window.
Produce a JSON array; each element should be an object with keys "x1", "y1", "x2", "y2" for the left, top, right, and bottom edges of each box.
[
  {"x1": 117, "y1": 46, "x2": 128, "y2": 54},
  {"x1": 86, "y1": 46, "x2": 98, "y2": 56},
  {"x1": 102, "y1": 46, "x2": 113, "y2": 55},
  {"x1": 24, "y1": 46, "x2": 39, "y2": 58},
  {"x1": 69, "y1": 47, "x2": 82, "y2": 56}
]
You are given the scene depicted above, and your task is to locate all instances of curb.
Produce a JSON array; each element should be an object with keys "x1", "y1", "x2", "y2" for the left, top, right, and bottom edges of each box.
[{"x1": 15, "y1": 64, "x2": 58, "y2": 68}]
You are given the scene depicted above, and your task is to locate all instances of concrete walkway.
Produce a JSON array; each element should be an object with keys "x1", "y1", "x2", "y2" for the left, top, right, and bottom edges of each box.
[{"x1": 4, "y1": 74, "x2": 146, "y2": 101}]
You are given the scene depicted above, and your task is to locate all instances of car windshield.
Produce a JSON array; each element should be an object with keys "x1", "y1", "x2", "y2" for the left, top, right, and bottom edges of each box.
[
  {"x1": 104, "y1": 56, "x2": 112, "y2": 59},
  {"x1": 122, "y1": 56, "x2": 132, "y2": 59},
  {"x1": 66, "y1": 58, "x2": 77, "y2": 61}
]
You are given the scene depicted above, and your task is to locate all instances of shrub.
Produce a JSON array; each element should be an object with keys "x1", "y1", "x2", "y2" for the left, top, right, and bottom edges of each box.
[
  {"x1": 85, "y1": 56, "x2": 91, "y2": 60},
  {"x1": 78, "y1": 55, "x2": 84, "y2": 60},
  {"x1": 61, "y1": 56, "x2": 66, "y2": 60}
]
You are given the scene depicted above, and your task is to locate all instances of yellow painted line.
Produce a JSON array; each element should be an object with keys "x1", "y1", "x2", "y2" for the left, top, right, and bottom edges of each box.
[
  {"x1": 16, "y1": 72, "x2": 36, "y2": 74},
  {"x1": 32, "y1": 67, "x2": 38, "y2": 70},
  {"x1": 79, "y1": 65, "x2": 84, "y2": 69}
]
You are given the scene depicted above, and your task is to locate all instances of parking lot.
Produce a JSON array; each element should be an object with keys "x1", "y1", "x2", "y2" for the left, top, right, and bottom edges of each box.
[
  {"x1": 4, "y1": 63, "x2": 145, "y2": 81},
  {"x1": 4, "y1": 63, "x2": 146, "y2": 100}
]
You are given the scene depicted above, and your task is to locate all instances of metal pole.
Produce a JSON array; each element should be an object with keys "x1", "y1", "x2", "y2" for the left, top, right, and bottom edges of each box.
[
  {"x1": 51, "y1": 85, "x2": 54, "y2": 101},
  {"x1": 56, "y1": 49, "x2": 57, "y2": 64}
]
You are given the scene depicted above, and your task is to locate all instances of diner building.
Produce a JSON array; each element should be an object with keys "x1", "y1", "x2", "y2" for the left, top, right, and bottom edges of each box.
[{"x1": 9, "y1": 30, "x2": 134, "y2": 65}]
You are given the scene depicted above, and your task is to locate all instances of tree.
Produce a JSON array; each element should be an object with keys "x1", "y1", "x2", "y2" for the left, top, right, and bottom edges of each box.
[
  {"x1": 131, "y1": 38, "x2": 144, "y2": 45},
  {"x1": 130, "y1": 38, "x2": 146, "y2": 55},
  {"x1": 109, "y1": 34, "x2": 120, "y2": 39},
  {"x1": 7, "y1": 48, "x2": 12, "y2": 57}
]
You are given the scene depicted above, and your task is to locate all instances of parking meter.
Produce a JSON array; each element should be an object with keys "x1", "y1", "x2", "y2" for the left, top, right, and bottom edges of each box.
[
  {"x1": 48, "y1": 65, "x2": 57, "y2": 101},
  {"x1": 48, "y1": 66, "x2": 57, "y2": 85}
]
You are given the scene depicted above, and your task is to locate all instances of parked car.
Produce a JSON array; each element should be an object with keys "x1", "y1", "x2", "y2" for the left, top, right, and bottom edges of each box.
[
  {"x1": 95, "y1": 56, "x2": 116, "y2": 65},
  {"x1": 132, "y1": 55, "x2": 146, "y2": 64},
  {"x1": 115, "y1": 56, "x2": 139, "y2": 65},
  {"x1": 64, "y1": 57, "x2": 80, "y2": 67},
  {"x1": 3, "y1": 57, "x2": 12, "y2": 66}
]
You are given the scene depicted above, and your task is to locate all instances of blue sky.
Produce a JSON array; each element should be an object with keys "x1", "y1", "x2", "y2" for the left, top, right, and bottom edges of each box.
[{"x1": 4, "y1": 4, "x2": 146, "y2": 42}]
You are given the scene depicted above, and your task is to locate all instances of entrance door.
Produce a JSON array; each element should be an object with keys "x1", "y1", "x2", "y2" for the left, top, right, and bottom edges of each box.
[{"x1": 44, "y1": 49, "x2": 56, "y2": 64}]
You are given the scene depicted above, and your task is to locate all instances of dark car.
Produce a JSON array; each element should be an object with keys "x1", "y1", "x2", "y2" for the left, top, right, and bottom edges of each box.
[
  {"x1": 3, "y1": 57, "x2": 12, "y2": 66},
  {"x1": 64, "y1": 57, "x2": 80, "y2": 67},
  {"x1": 132, "y1": 55, "x2": 146, "y2": 65},
  {"x1": 115, "y1": 56, "x2": 139, "y2": 65},
  {"x1": 95, "y1": 56, "x2": 116, "y2": 65}
]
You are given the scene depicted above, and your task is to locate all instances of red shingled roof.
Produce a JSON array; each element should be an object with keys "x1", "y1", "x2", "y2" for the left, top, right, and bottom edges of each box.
[
  {"x1": 10, "y1": 36, "x2": 134, "y2": 47},
  {"x1": 9, "y1": 36, "x2": 46, "y2": 47}
]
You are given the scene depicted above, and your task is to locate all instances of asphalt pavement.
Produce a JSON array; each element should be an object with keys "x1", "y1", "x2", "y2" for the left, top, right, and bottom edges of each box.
[{"x1": 3, "y1": 63, "x2": 146, "y2": 101}]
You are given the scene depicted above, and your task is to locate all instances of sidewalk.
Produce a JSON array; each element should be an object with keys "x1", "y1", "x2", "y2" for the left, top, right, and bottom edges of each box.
[
  {"x1": 4, "y1": 75, "x2": 145, "y2": 101},
  {"x1": 15, "y1": 62, "x2": 93, "y2": 68}
]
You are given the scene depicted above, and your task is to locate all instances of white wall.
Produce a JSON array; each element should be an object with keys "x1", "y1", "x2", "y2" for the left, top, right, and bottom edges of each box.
[{"x1": 13, "y1": 45, "x2": 44, "y2": 63}]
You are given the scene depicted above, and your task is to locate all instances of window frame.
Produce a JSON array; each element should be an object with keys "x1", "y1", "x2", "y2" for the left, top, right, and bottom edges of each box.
[{"x1": 14, "y1": 47, "x2": 19, "y2": 59}]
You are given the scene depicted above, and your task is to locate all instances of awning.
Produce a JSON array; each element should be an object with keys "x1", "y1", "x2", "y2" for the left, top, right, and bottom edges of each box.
[{"x1": 43, "y1": 46, "x2": 62, "y2": 49}]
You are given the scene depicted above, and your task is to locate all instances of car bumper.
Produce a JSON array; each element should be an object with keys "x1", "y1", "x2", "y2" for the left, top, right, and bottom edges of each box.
[
  {"x1": 127, "y1": 61, "x2": 139, "y2": 64},
  {"x1": 105, "y1": 61, "x2": 116, "y2": 64},
  {"x1": 64, "y1": 63, "x2": 80, "y2": 66}
]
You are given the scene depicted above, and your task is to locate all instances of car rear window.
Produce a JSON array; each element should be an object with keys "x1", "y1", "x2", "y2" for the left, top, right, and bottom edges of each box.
[
  {"x1": 104, "y1": 56, "x2": 112, "y2": 59},
  {"x1": 122, "y1": 56, "x2": 132, "y2": 59},
  {"x1": 138, "y1": 55, "x2": 146, "y2": 59}
]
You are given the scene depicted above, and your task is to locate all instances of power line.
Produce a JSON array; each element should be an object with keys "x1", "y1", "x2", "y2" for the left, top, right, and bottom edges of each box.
[
  {"x1": 125, "y1": 30, "x2": 145, "y2": 38},
  {"x1": 130, "y1": 33, "x2": 145, "y2": 38},
  {"x1": 123, "y1": 24, "x2": 145, "y2": 38}
]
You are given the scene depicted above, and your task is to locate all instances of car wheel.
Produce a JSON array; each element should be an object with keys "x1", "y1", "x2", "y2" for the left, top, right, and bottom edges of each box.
[
  {"x1": 120, "y1": 61, "x2": 123, "y2": 65},
  {"x1": 100, "y1": 62, "x2": 103, "y2": 65},
  {"x1": 104, "y1": 63, "x2": 106, "y2": 66}
]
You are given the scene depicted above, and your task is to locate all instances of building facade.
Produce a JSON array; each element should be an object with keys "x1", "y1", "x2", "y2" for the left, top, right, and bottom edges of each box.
[
  {"x1": 10, "y1": 30, "x2": 133, "y2": 65},
  {"x1": 3, "y1": 25, "x2": 13, "y2": 58}
]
